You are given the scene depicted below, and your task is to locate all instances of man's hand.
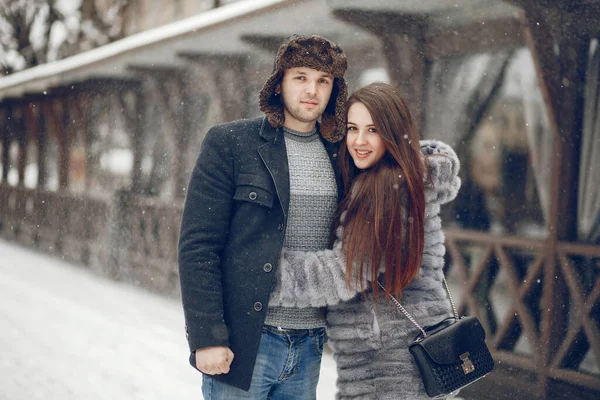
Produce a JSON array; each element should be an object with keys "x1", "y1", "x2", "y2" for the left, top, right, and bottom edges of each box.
[{"x1": 195, "y1": 346, "x2": 235, "y2": 375}]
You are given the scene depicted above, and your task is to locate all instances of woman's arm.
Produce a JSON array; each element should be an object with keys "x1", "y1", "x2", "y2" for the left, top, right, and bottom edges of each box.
[
  {"x1": 268, "y1": 140, "x2": 461, "y2": 308},
  {"x1": 421, "y1": 139, "x2": 461, "y2": 207},
  {"x1": 270, "y1": 230, "x2": 361, "y2": 308}
]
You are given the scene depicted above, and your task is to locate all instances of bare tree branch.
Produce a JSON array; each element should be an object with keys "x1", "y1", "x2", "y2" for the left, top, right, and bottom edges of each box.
[{"x1": 0, "y1": 0, "x2": 130, "y2": 76}]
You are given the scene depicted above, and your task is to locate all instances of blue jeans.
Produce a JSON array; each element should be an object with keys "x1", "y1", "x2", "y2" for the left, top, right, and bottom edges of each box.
[{"x1": 202, "y1": 325, "x2": 325, "y2": 400}]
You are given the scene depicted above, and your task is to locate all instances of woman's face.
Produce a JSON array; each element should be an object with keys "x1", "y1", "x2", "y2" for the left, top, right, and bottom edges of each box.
[{"x1": 346, "y1": 101, "x2": 386, "y2": 169}]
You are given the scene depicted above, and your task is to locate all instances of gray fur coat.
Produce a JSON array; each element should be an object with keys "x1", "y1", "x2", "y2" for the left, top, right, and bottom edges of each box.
[{"x1": 269, "y1": 140, "x2": 461, "y2": 400}]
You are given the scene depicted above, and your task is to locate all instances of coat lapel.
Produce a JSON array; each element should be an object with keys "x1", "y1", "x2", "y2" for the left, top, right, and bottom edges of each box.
[
  {"x1": 257, "y1": 118, "x2": 290, "y2": 218},
  {"x1": 320, "y1": 136, "x2": 344, "y2": 203}
]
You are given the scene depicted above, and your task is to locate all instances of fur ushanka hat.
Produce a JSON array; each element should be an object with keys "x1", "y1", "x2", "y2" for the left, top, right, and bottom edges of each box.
[{"x1": 259, "y1": 34, "x2": 348, "y2": 143}]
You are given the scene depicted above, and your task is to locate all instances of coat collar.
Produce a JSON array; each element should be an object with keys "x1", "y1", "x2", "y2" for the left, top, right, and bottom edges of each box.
[
  {"x1": 257, "y1": 116, "x2": 344, "y2": 217},
  {"x1": 257, "y1": 117, "x2": 290, "y2": 218},
  {"x1": 258, "y1": 116, "x2": 279, "y2": 142}
]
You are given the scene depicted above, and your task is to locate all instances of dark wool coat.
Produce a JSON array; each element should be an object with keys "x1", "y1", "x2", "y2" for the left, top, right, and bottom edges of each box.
[{"x1": 178, "y1": 116, "x2": 341, "y2": 391}]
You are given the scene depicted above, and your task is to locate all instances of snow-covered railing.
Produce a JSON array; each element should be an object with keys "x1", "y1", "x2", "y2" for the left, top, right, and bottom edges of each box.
[{"x1": 0, "y1": 184, "x2": 183, "y2": 295}]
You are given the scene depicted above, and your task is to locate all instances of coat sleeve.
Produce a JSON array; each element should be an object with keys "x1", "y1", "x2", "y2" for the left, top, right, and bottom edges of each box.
[
  {"x1": 421, "y1": 139, "x2": 461, "y2": 207},
  {"x1": 178, "y1": 125, "x2": 234, "y2": 352},
  {"x1": 268, "y1": 140, "x2": 461, "y2": 308}
]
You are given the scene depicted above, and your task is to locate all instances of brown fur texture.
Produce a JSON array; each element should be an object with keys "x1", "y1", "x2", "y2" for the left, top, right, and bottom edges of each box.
[{"x1": 259, "y1": 34, "x2": 348, "y2": 143}]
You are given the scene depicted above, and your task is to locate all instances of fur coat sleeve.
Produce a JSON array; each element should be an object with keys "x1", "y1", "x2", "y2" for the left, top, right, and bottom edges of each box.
[{"x1": 269, "y1": 140, "x2": 461, "y2": 308}]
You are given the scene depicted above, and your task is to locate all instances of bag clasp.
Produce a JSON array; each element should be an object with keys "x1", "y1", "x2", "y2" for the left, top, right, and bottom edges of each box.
[{"x1": 460, "y1": 352, "x2": 475, "y2": 375}]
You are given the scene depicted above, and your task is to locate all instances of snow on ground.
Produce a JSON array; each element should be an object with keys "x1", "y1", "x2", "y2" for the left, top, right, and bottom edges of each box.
[{"x1": 0, "y1": 239, "x2": 337, "y2": 400}]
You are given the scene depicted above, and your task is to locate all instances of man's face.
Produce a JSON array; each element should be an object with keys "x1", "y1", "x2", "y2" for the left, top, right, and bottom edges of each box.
[{"x1": 278, "y1": 67, "x2": 334, "y2": 131}]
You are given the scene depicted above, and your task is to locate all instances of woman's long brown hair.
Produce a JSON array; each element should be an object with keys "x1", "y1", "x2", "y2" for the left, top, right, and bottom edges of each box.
[{"x1": 337, "y1": 82, "x2": 425, "y2": 297}]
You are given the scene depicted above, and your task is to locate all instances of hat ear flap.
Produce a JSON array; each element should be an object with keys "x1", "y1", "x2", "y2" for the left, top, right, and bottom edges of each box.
[
  {"x1": 321, "y1": 78, "x2": 348, "y2": 143},
  {"x1": 259, "y1": 71, "x2": 285, "y2": 128},
  {"x1": 320, "y1": 113, "x2": 336, "y2": 140}
]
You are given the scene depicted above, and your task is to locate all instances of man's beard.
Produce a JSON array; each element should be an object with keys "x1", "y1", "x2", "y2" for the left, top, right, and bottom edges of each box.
[{"x1": 284, "y1": 102, "x2": 327, "y2": 124}]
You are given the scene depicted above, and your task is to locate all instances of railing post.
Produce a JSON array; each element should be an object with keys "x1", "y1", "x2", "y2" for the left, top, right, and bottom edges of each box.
[
  {"x1": 106, "y1": 189, "x2": 132, "y2": 279},
  {"x1": 0, "y1": 107, "x2": 8, "y2": 183}
]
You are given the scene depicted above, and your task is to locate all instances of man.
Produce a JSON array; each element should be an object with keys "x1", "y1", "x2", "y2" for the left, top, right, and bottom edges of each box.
[{"x1": 178, "y1": 35, "x2": 348, "y2": 399}]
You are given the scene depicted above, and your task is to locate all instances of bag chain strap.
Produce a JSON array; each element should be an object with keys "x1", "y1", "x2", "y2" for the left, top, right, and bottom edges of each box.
[{"x1": 377, "y1": 274, "x2": 460, "y2": 339}]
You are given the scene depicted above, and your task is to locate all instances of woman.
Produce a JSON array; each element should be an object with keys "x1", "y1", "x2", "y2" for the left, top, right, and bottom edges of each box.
[{"x1": 269, "y1": 82, "x2": 461, "y2": 399}]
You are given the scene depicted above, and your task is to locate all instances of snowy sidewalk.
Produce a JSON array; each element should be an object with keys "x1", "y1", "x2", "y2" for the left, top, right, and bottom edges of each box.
[{"x1": 0, "y1": 239, "x2": 337, "y2": 400}]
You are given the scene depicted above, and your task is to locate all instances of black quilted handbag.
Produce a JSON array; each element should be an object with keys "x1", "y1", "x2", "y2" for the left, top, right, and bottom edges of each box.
[{"x1": 379, "y1": 279, "x2": 494, "y2": 398}]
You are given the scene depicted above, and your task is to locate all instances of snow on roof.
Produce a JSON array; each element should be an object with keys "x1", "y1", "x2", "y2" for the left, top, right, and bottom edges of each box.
[{"x1": 0, "y1": 0, "x2": 295, "y2": 100}]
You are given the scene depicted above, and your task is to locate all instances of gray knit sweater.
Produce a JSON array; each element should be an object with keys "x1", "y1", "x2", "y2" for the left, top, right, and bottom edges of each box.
[
  {"x1": 269, "y1": 140, "x2": 461, "y2": 400},
  {"x1": 264, "y1": 126, "x2": 338, "y2": 329}
]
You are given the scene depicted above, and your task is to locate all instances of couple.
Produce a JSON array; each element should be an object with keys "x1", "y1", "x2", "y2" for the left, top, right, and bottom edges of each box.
[{"x1": 178, "y1": 34, "x2": 461, "y2": 400}]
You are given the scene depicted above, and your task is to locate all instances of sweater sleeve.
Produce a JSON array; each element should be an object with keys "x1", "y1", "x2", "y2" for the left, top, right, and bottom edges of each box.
[{"x1": 268, "y1": 140, "x2": 461, "y2": 308}]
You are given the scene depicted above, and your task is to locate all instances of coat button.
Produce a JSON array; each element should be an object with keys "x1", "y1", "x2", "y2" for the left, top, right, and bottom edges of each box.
[
  {"x1": 249, "y1": 191, "x2": 257, "y2": 200},
  {"x1": 253, "y1": 302, "x2": 263, "y2": 311},
  {"x1": 333, "y1": 153, "x2": 337, "y2": 158},
  {"x1": 278, "y1": 223, "x2": 284, "y2": 231},
  {"x1": 263, "y1": 263, "x2": 273, "y2": 273}
]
